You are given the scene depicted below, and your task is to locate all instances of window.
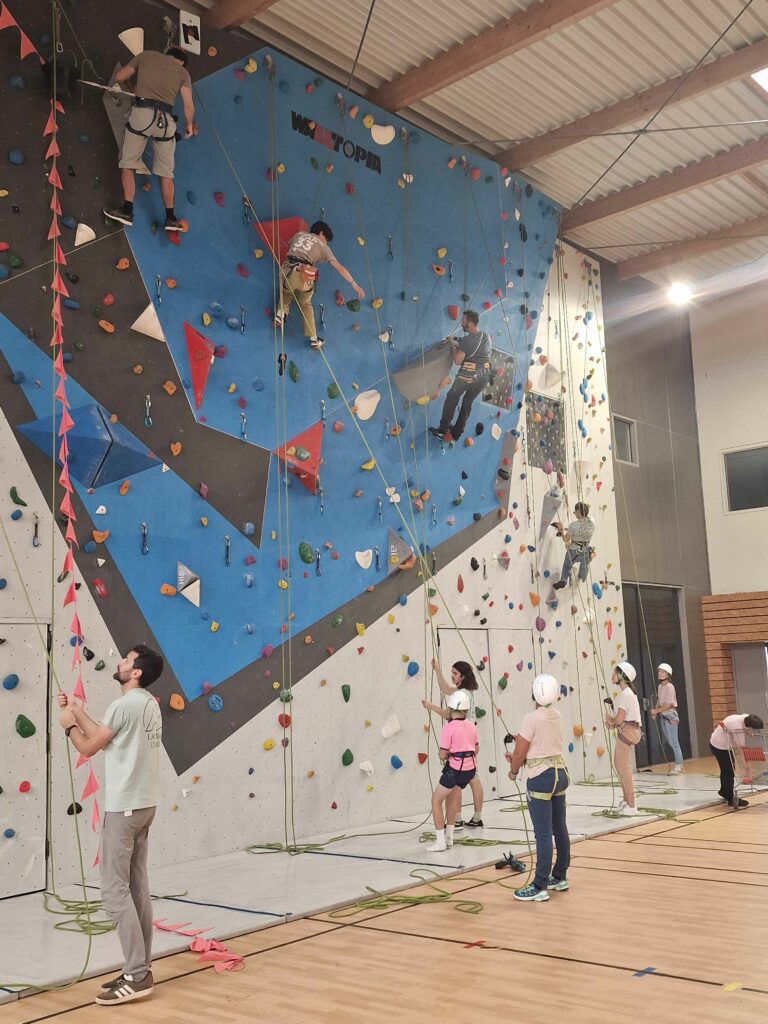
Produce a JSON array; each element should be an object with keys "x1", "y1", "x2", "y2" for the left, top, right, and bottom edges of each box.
[
  {"x1": 724, "y1": 446, "x2": 768, "y2": 512},
  {"x1": 613, "y1": 415, "x2": 638, "y2": 465}
]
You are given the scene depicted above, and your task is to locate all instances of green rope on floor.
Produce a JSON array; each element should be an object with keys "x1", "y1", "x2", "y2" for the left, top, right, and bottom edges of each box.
[
  {"x1": 327, "y1": 868, "x2": 484, "y2": 918},
  {"x1": 418, "y1": 830, "x2": 527, "y2": 848},
  {"x1": 43, "y1": 891, "x2": 114, "y2": 935}
]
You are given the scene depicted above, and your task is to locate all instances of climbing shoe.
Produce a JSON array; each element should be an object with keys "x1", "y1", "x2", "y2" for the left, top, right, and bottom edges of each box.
[
  {"x1": 428, "y1": 426, "x2": 447, "y2": 439},
  {"x1": 164, "y1": 216, "x2": 183, "y2": 232},
  {"x1": 513, "y1": 884, "x2": 549, "y2": 902},
  {"x1": 465, "y1": 818, "x2": 484, "y2": 828},
  {"x1": 495, "y1": 852, "x2": 525, "y2": 873},
  {"x1": 273, "y1": 311, "x2": 286, "y2": 328},
  {"x1": 552, "y1": 580, "x2": 567, "y2": 590},
  {"x1": 547, "y1": 876, "x2": 569, "y2": 891},
  {"x1": 309, "y1": 337, "x2": 325, "y2": 349},
  {"x1": 103, "y1": 206, "x2": 133, "y2": 227}
]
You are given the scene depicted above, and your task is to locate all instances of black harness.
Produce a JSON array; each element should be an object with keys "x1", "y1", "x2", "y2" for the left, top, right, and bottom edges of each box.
[
  {"x1": 447, "y1": 750, "x2": 476, "y2": 770},
  {"x1": 126, "y1": 97, "x2": 177, "y2": 141}
]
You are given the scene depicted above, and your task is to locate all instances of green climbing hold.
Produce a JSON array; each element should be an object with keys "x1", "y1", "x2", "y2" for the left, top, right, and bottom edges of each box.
[
  {"x1": 346, "y1": 299, "x2": 361, "y2": 312},
  {"x1": 279, "y1": 689, "x2": 293, "y2": 703},
  {"x1": 90, "y1": 304, "x2": 102, "y2": 317},
  {"x1": 310, "y1": 157, "x2": 319, "y2": 170},
  {"x1": 427, "y1": 587, "x2": 436, "y2": 598},
  {"x1": 327, "y1": 382, "x2": 340, "y2": 400},
  {"x1": 475, "y1": 707, "x2": 487, "y2": 719},
  {"x1": 15, "y1": 714, "x2": 36, "y2": 738},
  {"x1": 331, "y1": 613, "x2": 344, "y2": 628},
  {"x1": 289, "y1": 361, "x2": 299, "y2": 383},
  {"x1": 341, "y1": 748, "x2": 354, "y2": 766},
  {"x1": 95, "y1": 660, "x2": 105, "y2": 671},
  {"x1": 74, "y1": 340, "x2": 85, "y2": 352},
  {"x1": 293, "y1": 445, "x2": 310, "y2": 461},
  {"x1": 298, "y1": 541, "x2": 314, "y2": 564},
  {"x1": 497, "y1": 676, "x2": 508, "y2": 691},
  {"x1": 8, "y1": 254, "x2": 23, "y2": 270},
  {"x1": 341, "y1": 684, "x2": 351, "y2": 703},
  {"x1": 9, "y1": 486, "x2": 27, "y2": 507},
  {"x1": 461, "y1": 293, "x2": 470, "y2": 302},
  {"x1": 150, "y1": 220, "x2": 159, "y2": 235}
]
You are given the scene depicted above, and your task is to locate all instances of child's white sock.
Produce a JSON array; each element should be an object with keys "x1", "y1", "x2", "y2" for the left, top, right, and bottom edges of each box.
[
  {"x1": 426, "y1": 829, "x2": 447, "y2": 852},
  {"x1": 445, "y1": 824, "x2": 454, "y2": 847}
]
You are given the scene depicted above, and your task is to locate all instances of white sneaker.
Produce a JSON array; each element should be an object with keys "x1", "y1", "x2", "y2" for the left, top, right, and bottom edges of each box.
[
  {"x1": 672, "y1": 765, "x2": 683, "y2": 774},
  {"x1": 425, "y1": 839, "x2": 448, "y2": 852},
  {"x1": 623, "y1": 805, "x2": 638, "y2": 817},
  {"x1": 445, "y1": 827, "x2": 454, "y2": 848},
  {"x1": 616, "y1": 799, "x2": 626, "y2": 812}
]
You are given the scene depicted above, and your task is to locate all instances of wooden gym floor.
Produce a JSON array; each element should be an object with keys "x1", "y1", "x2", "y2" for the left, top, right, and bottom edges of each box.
[{"x1": 4, "y1": 788, "x2": 767, "y2": 1024}]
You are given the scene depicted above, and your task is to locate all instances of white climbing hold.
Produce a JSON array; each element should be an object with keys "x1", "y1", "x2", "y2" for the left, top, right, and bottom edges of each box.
[
  {"x1": 381, "y1": 714, "x2": 401, "y2": 739},
  {"x1": 370, "y1": 124, "x2": 396, "y2": 146},
  {"x1": 74, "y1": 223, "x2": 96, "y2": 246},
  {"x1": 355, "y1": 549, "x2": 373, "y2": 569},
  {"x1": 359, "y1": 760, "x2": 374, "y2": 776},
  {"x1": 354, "y1": 389, "x2": 380, "y2": 421},
  {"x1": 540, "y1": 363, "x2": 563, "y2": 389},
  {"x1": 97, "y1": 558, "x2": 105, "y2": 567},
  {"x1": 491, "y1": 423, "x2": 502, "y2": 440},
  {"x1": 177, "y1": 562, "x2": 201, "y2": 607},
  {"x1": 95, "y1": 505, "x2": 107, "y2": 515},
  {"x1": 118, "y1": 27, "x2": 144, "y2": 55},
  {"x1": 130, "y1": 303, "x2": 166, "y2": 343}
]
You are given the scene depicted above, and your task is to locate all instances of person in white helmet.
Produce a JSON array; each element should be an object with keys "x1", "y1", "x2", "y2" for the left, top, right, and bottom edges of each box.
[
  {"x1": 505, "y1": 674, "x2": 570, "y2": 902},
  {"x1": 424, "y1": 689, "x2": 479, "y2": 852},
  {"x1": 604, "y1": 662, "x2": 642, "y2": 815},
  {"x1": 651, "y1": 663, "x2": 683, "y2": 773}
]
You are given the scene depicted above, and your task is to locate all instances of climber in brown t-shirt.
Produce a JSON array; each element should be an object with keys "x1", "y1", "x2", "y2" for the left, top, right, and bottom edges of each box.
[{"x1": 103, "y1": 46, "x2": 195, "y2": 232}]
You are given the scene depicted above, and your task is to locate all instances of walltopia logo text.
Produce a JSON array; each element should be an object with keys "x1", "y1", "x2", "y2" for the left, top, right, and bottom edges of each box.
[{"x1": 290, "y1": 111, "x2": 382, "y2": 174}]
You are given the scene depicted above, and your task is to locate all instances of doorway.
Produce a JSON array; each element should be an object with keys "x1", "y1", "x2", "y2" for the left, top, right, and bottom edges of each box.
[
  {"x1": 621, "y1": 584, "x2": 692, "y2": 768},
  {"x1": 732, "y1": 644, "x2": 768, "y2": 720}
]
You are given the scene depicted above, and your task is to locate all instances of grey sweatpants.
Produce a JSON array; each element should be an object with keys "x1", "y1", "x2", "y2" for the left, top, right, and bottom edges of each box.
[{"x1": 100, "y1": 806, "x2": 156, "y2": 979}]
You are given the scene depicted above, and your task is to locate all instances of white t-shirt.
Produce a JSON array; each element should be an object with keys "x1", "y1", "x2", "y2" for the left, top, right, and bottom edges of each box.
[
  {"x1": 710, "y1": 713, "x2": 749, "y2": 751},
  {"x1": 102, "y1": 688, "x2": 162, "y2": 812},
  {"x1": 615, "y1": 687, "x2": 641, "y2": 724}
]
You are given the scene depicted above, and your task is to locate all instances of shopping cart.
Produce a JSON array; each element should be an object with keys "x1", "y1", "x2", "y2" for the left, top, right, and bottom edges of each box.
[{"x1": 726, "y1": 727, "x2": 768, "y2": 809}]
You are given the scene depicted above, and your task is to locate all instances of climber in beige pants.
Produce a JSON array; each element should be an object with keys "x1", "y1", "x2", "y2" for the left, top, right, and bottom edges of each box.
[{"x1": 605, "y1": 661, "x2": 643, "y2": 816}]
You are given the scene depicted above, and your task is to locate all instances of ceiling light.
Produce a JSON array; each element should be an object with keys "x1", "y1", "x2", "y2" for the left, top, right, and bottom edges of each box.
[
  {"x1": 751, "y1": 68, "x2": 768, "y2": 92},
  {"x1": 667, "y1": 282, "x2": 694, "y2": 306}
]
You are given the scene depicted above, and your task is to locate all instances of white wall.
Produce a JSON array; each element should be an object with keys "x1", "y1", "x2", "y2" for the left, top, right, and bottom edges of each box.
[
  {"x1": 0, "y1": 243, "x2": 627, "y2": 892},
  {"x1": 690, "y1": 280, "x2": 768, "y2": 594}
]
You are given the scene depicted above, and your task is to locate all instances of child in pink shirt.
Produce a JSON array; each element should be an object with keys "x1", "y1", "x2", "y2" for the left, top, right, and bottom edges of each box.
[{"x1": 425, "y1": 690, "x2": 479, "y2": 852}]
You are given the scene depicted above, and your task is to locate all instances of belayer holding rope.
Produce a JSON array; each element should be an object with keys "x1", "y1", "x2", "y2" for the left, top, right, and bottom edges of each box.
[
  {"x1": 552, "y1": 501, "x2": 594, "y2": 590},
  {"x1": 424, "y1": 689, "x2": 479, "y2": 852},
  {"x1": 429, "y1": 309, "x2": 492, "y2": 444},
  {"x1": 709, "y1": 712, "x2": 764, "y2": 809},
  {"x1": 506, "y1": 674, "x2": 571, "y2": 902},
  {"x1": 273, "y1": 221, "x2": 365, "y2": 349},
  {"x1": 651, "y1": 662, "x2": 684, "y2": 774},
  {"x1": 604, "y1": 662, "x2": 642, "y2": 816},
  {"x1": 57, "y1": 645, "x2": 164, "y2": 1005},
  {"x1": 423, "y1": 657, "x2": 485, "y2": 828},
  {"x1": 103, "y1": 46, "x2": 195, "y2": 232}
]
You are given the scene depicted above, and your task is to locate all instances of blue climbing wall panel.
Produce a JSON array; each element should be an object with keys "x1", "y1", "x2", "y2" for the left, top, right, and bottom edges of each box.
[{"x1": 0, "y1": 49, "x2": 559, "y2": 702}]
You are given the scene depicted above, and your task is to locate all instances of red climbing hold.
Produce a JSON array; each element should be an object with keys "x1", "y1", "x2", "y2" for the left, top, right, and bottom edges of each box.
[
  {"x1": 335, "y1": 289, "x2": 345, "y2": 306},
  {"x1": 213, "y1": 192, "x2": 225, "y2": 207},
  {"x1": 483, "y1": 301, "x2": 492, "y2": 310},
  {"x1": 274, "y1": 421, "x2": 323, "y2": 495},
  {"x1": 236, "y1": 263, "x2": 249, "y2": 278},
  {"x1": 183, "y1": 322, "x2": 216, "y2": 410},
  {"x1": 417, "y1": 753, "x2": 428, "y2": 764},
  {"x1": 255, "y1": 215, "x2": 309, "y2": 265},
  {"x1": 448, "y1": 305, "x2": 459, "y2": 321},
  {"x1": 167, "y1": 231, "x2": 181, "y2": 246},
  {"x1": 457, "y1": 574, "x2": 464, "y2": 593}
]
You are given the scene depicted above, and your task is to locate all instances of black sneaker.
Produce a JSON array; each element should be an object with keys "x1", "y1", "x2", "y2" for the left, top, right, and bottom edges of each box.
[
  {"x1": 100, "y1": 973, "x2": 127, "y2": 990},
  {"x1": 453, "y1": 819, "x2": 465, "y2": 831},
  {"x1": 95, "y1": 971, "x2": 154, "y2": 1004},
  {"x1": 465, "y1": 818, "x2": 484, "y2": 828},
  {"x1": 733, "y1": 798, "x2": 749, "y2": 809},
  {"x1": 164, "y1": 216, "x2": 183, "y2": 232},
  {"x1": 103, "y1": 206, "x2": 133, "y2": 226},
  {"x1": 429, "y1": 426, "x2": 446, "y2": 439}
]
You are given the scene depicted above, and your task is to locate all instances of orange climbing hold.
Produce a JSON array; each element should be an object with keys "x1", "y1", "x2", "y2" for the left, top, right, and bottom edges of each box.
[
  {"x1": 573, "y1": 724, "x2": 584, "y2": 738},
  {"x1": 170, "y1": 442, "x2": 182, "y2": 456},
  {"x1": 92, "y1": 530, "x2": 109, "y2": 544},
  {"x1": 431, "y1": 263, "x2": 446, "y2": 276},
  {"x1": 165, "y1": 278, "x2": 177, "y2": 288},
  {"x1": 99, "y1": 319, "x2": 115, "y2": 333},
  {"x1": 116, "y1": 257, "x2": 130, "y2": 270},
  {"x1": 169, "y1": 693, "x2": 185, "y2": 711},
  {"x1": 529, "y1": 592, "x2": 540, "y2": 607},
  {"x1": 132, "y1": 365, "x2": 143, "y2": 375},
  {"x1": 163, "y1": 380, "x2": 177, "y2": 395},
  {"x1": 102, "y1": 293, "x2": 115, "y2": 307},
  {"x1": 119, "y1": 480, "x2": 130, "y2": 496},
  {"x1": 160, "y1": 584, "x2": 176, "y2": 596}
]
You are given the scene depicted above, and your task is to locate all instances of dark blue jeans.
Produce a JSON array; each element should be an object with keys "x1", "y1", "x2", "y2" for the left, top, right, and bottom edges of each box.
[{"x1": 527, "y1": 767, "x2": 570, "y2": 891}]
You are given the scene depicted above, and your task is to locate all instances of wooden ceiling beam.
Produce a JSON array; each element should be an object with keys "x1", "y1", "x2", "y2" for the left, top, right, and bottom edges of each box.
[
  {"x1": 500, "y1": 36, "x2": 768, "y2": 170},
  {"x1": 562, "y1": 136, "x2": 768, "y2": 232},
  {"x1": 616, "y1": 213, "x2": 768, "y2": 280},
  {"x1": 203, "y1": 0, "x2": 278, "y2": 30},
  {"x1": 367, "y1": 0, "x2": 618, "y2": 112}
]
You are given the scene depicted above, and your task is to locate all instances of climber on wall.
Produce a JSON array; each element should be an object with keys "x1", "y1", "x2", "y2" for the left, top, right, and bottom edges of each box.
[
  {"x1": 552, "y1": 501, "x2": 594, "y2": 590},
  {"x1": 103, "y1": 46, "x2": 195, "y2": 232},
  {"x1": 429, "y1": 309, "x2": 492, "y2": 443},
  {"x1": 58, "y1": 645, "x2": 164, "y2": 1005},
  {"x1": 273, "y1": 221, "x2": 365, "y2": 349}
]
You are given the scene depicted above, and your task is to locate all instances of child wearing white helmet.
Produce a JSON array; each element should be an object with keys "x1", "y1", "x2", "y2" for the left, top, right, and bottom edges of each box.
[
  {"x1": 424, "y1": 688, "x2": 479, "y2": 852},
  {"x1": 505, "y1": 674, "x2": 570, "y2": 902},
  {"x1": 651, "y1": 663, "x2": 683, "y2": 773},
  {"x1": 604, "y1": 662, "x2": 642, "y2": 815}
]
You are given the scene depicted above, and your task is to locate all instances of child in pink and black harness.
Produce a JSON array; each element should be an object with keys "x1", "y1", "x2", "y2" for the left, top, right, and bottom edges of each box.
[{"x1": 425, "y1": 690, "x2": 479, "y2": 852}]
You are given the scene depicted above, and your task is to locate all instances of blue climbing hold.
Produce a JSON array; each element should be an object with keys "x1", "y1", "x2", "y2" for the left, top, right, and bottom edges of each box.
[
  {"x1": 8, "y1": 149, "x2": 24, "y2": 165},
  {"x1": 63, "y1": 352, "x2": 73, "y2": 363},
  {"x1": 209, "y1": 302, "x2": 224, "y2": 319},
  {"x1": 83, "y1": 541, "x2": 96, "y2": 554},
  {"x1": 0, "y1": 265, "x2": 10, "y2": 281},
  {"x1": 0, "y1": 579, "x2": 6, "y2": 589},
  {"x1": 560, "y1": 684, "x2": 568, "y2": 696},
  {"x1": 391, "y1": 755, "x2": 403, "y2": 769},
  {"x1": 252, "y1": 378, "x2": 265, "y2": 391},
  {"x1": 10, "y1": 510, "x2": 22, "y2": 521},
  {"x1": 78, "y1": 132, "x2": 90, "y2": 144},
  {"x1": 234, "y1": 94, "x2": 243, "y2": 104},
  {"x1": 279, "y1": 80, "x2": 290, "y2": 93},
  {"x1": 208, "y1": 693, "x2": 224, "y2": 712},
  {"x1": 63, "y1": 298, "x2": 80, "y2": 309},
  {"x1": 226, "y1": 315, "x2": 239, "y2": 330},
  {"x1": 543, "y1": 569, "x2": 550, "y2": 577},
  {"x1": 592, "y1": 582, "x2": 603, "y2": 599},
  {"x1": 61, "y1": 215, "x2": 77, "y2": 230},
  {"x1": 407, "y1": 661, "x2": 419, "y2": 677},
  {"x1": 547, "y1": 651, "x2": 556, "y2": 660},
  {"x1": 398, "y1": 595, "x2": 407, "y2": 606},
  {"x1": 3, "y1": 829, "x2": 15, "y2": 839},
  {"x1": 186, "y1": 190, "x2": 197, "y2": 205},
  {"x1": 3, "y1": 674, "x2": 19, "y2": 690},
  {"x1": 568, "y1": 742, "x2": 574, "y2": 753},
  {"x1": 8, "y1": 74, "x2": 25, "y2": 89}
]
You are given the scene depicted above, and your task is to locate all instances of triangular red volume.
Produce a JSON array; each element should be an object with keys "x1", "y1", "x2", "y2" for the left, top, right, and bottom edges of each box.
[
  {"x1": 274, "y1": 421, "x2": 323, "y2": 495},
  {"x1": 183, "y1": 321, "x2": 216, "y2": 410},
  {"x1": 0, "y1": 4, "x2": 17, "y2": 31},
  {"x1": 255, "y1": 216, "x2": 308, "y2": 265}
]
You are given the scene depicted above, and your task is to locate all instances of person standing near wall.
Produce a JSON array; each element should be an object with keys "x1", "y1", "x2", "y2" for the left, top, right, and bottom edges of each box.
[
  {"x1": 423, "y1": 657, "x2": 484, "y2": 827},
  {"x1": 651, "y1": 663, "x2": 684, "y2": 774},
  {"x1": 709, "y1": 713, "x2": 764, "y2": 809},
  {"x1": 552, "y1": 502, "x2": 594, "y2": 590},
  {"x1": 103, "y1": 46, "x2": 195, "y2": 232},
  {"x1": 273, "y1": 221, "x2": 365, "y2": 349},
  {"x1": 604, "y1": 662, "x2": 642, "y2": 816},
  {"x1": 428, "y1": 310, "x2": 492, "y2": 443},
  {"x1": 58, "y1": 644, "x2": 164, "y2": 1005},
  {"x1": 424, "y1": 690, "x2": 479, "y2": 852},
  {"x1": 506, "y1": 674, "x2": 570, "y2": 902}
]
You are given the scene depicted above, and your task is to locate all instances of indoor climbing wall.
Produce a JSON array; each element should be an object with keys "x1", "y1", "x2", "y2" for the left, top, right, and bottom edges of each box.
[{"x1": 0, "y1": 2, "x2": 625, "y2": 889}]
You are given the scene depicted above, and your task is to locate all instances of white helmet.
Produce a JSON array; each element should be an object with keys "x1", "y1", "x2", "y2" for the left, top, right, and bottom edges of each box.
[
  {"x1": 657, "y1": 663, "x2": 673, "y2": 675},
  {"x1": 532, "y1": 674, "x2": 560, "y2": 707},
  {"x1": 616, "y1": 661, "x2": 636, "y2": 684},
  {"x1": 447, "y1": 689, "x2": 471, "y2": 712}
]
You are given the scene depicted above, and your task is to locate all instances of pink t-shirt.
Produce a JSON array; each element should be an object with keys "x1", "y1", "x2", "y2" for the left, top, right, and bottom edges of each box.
[
  {"x1": 440, "y1": 718, "x2": 479, "y2": 770},
  {"x1": 710, "y1": 713, "x2": 749, "y2": 750},
  {"x1": 657, "y1": 682, "x2": 677, "y2": 710},
  {"x1": 518, "y1": 706, "x2": 564, "y2": 778}
]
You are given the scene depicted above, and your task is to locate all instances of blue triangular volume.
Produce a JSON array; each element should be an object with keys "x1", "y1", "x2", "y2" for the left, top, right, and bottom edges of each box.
[{"x1": 17, "y1": 404, "x2": 159, "y2": 489}]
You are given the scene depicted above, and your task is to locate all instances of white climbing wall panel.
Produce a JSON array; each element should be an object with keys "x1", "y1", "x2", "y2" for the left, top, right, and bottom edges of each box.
[{"x1": 0, "y1": 624, "x2": 48, "y2": 897}]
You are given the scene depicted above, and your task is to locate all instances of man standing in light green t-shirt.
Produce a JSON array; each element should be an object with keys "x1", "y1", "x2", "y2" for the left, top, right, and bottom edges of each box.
[{"x1": 58, "y1": 644, "x2": 164, "y2": 1005}]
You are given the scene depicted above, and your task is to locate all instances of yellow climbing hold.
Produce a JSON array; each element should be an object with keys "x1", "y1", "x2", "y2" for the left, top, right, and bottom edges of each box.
[
  {"x1": 200, "y1": 517, "x2": 208, "y2": 526},
  {"x1": 263, "y1": 738, "x2": 275, "y2": 751},
  {"x1": 371, "y1": 298, "x2": 383, "y2": 310},
  {"x1": 202, "y1": 312, "x2": 212, "y2": 326},
  {"x1": 278, "y1": 579, "x2": 289, "y2": 590},
  {"x1": 365, "y1": 719, "x2": 371, "y2": 726},
  {"x1": 387, "y1": 614, "x2": 395, "y2": 624},
  {"x1": 276, "y1": 163, "x2": 285, "y2": 174},
  {"x1": 253, "y1": 248, "x2": 264, "y2": 259},
  {"x1": 245, "y1": 57, "x2": 258, "y2": 73},
  {"x1": 228, "y1": 383, "x2": 236, "y2": 393},
  {"x1": 416, "y1": 395, "x2": 430, "y2": 406},
  {"x1": 355, "y1": 622, "x2": 365, "y2": 636},
  {"x1": 272, "y1": 681, "x2": 280, "y2": 690},
  {"x1": 357, "y1": 236, "x2": 365, "y2": 246},
  {"x1": 436, "y1": 247, "x2": 447, "y2": 259},
  {"x1": 210, "y1": 621, "x2": 220, "y2": 633},
  {"x1": 360, "y1": 457, "x2": 376, "y2": 471},
  {"x1": 362, "y1": 113, "x2": 374, "y2": 129}
]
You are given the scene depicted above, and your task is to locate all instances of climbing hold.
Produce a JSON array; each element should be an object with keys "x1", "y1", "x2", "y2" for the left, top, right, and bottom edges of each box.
[
  {"x1": 355, "y1": 549, "x2": 373, "y2": 569},
  {"x1": 342, "y1": 749, "x2": 354, "y2": 766},
  {"x1": 9, "y1": 486, "x2": 27, "y2": 506},
  {"x1": 15, "y1": 714, "x2": 35, "y2": 738},
  {"x1": 346, "y1": 299, "x2": 361, "y2": 312},
  {"x1": 573, "y1": 724, "x2": 584, "y2": 737},
  {"x1": 288, "y1": 361, "x2": 299, "y2": 383},
  {"x1": 342, "y1": 684, "x2": 351, "y2": 703},
  {"x1": 213, "y1": 192, "x2": 225, "y2": 207},
  {"x1": 170, "y1": 442, "x2": 182, "y2": 457},
  {"x1": 169, "y1": 693, "x2": 185, "y2": 711},
  {"x1": 390, "y1": 755, "x2": 403, "y2": 769},
  {"x1": 3, "y1": 674, "x2": 19, "y2": 690},
  {"x1": 371, "y1": 297, "x2": 383, "y2": 310},
  {"x1": 360, "y1": 457, "x2": 376, "y2": 471},
  {"x1": 431, "y1": 263, "x2": 446, "y2": 276},
  {"x1": 160, "y1": 584, "x2": 176, "y2": 596},
  {"x1": 355, "y1": 622, "x2": 366, "y2": 636},
  {"x1": 92, "y1": 530, "x2": 109, "y2": 544},
  {"x1": 407, "y1": 661, "x2": 419, "y2": 677},
  {"x1": 263, "y1": 738, "x2": 275, "y2": 751},
  {"x1": 535, "y1": 616, "x2": 546, "y2": 632},
  {"x1": 208, "y1": 693, "x2": 224, "y2": 712},
  {"x1": 116, "y1": 257, "x2": 130, "y2": 270},
  {"x1": 210, "y1": 621, "x2": 220, "y2": 633},
  {"x1": 98, "y1": 320, "x2": 115, "y2": 334},
  {"x1": 8, "y1": 149, "x2": 24, "y2": 165}
]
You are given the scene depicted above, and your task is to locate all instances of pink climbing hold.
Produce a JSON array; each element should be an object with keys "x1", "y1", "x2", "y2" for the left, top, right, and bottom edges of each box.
[
  {"x1": 237, "y1": 396, "x2": 246, "y2": 409},
  {"x1": 234, "y1": 68, "x2": 246, "y2": 80},
  {"x1": 335, "y1": 290, "x2": 345, "y2": 306},
  {"x1": 237, "y1": 263, "x2": 249, "y2": 278},
  {"x1": 457, "y1": 574, "x2": 464, "y2": 593},
  {"x1": 203, "y1": 681, "x2": 213, "y2": 694},
  {"x1": 483, "y1": 301, "x2": 492, "y2": 310},
  {"x1": 214, "y1": 345, "x2": 228, "y2": 358},
  {"x1": 543, "y1": 459, "x2": 554, "y2": 475},
  {"x1": 448, "y1": 305, "x2": 460, "y2": 321},
  {"x1": 199, "y1": 482, "x2": 209, "y2": 499},
  {"x1": 516, "y1": 660, "x2": 524, "y2": 671},
  {"x1": 261, "y1": 644, "x2": 274, "y2": 659},
  {"x1": 470, "y1": 167, "x2": 481, "y2": 180},
  {"x1": 266, "y1": 167, "x2": 275, "y2": 182},
  {"x1": 345, "y1": 183, "x2": 355, "y2": 195},
  {"x1": 244, "y1": 554, "x2": 256, "y2": 565},
  {"x1": 213, "y1": 192, "x2": 225, "y2": 207},
  {"x1": 535, "y1": 617, "x2": 546, "y2": 632}
]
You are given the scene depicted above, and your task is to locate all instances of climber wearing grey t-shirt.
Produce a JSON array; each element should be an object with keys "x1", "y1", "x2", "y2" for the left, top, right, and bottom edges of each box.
[
  {"x1": 58, "y1": 644, "x2": 164, "y2": 1005},
  {"x1": 552, "y1": 502, "x2": 595, "y2": 589}
]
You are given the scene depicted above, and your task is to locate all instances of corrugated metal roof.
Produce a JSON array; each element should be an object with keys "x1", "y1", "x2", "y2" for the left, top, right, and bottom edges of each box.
[{"x1": 188, "y1": 0, "x2": 768, "y2": 281}]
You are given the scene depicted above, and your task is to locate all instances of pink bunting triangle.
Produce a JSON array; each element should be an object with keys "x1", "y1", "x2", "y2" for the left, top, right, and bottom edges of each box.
[
  {"x1": 61, "y1": 548, "x2": 74, "y2": 574},
  {"x1": 52, "y1": 269, "x2": 69, "y2": 296},
  {"x1": 48, "y1": 164, "x2": 62, "y2": 189},
  {"x1": 54, "y1": 349, "x2": 65, "y2": 375},
  {"x1": 18, "y1": 29, "x2": 37, "y2": 61},
  {"x1": 81, "y1": 767, "x2": 100, "y2": 801},
  {"x1": 46, "y1": 137, "x2": 60, "y2": 160},
  {"x1": 54, "y1": 377, "x2": 69, "y2": 405},
  {"x1": 52, "y1": 294, "x2": 62, "y2": 323},
  {"x1": 62, "y1": 581, "x2": 76, "y2": 607},
  {"x1": 58, "y1": 407, "x2": 74, "y2": 435},
  {"x1": 58, "y1": 436, "x2": 69, "y2": 461},
  {"x1": 43, "y1": 109, "x2": 56, "y2": 136},
  {"x1": 65, "y1": 520, "x2": 77, "y2": 545},
  {"x1": 54, "y1": 241, "x2": 67, "y2": 265},
  {"x1": 73, "y1": 674, "x2": 86, "y2": 701},
  {"x1": 48, "y1": 215, "x2": 61, "y2": 239},
  {"x1": 71, "y1": 646, "x2": 81, "y2": 670},
  {"x1": 54, "y1": 98, "x2": 65, "y2": 114},
  {"x1": 50, "y1": 191, "x2": 62, "y2": 214},
  {"x1": 91, "y1": 798, "x2": 101, "y2": 833},
  {"x1": 59, "y1": 492, "x2": 74, "y2": 519},
  {"x1": 70, "y1": 612, "x2": 81, "y2": 635},
  {"x1": 92, "y1": 847, "x2": 100, "y2": 868},
  {"x1": 75, "y1": 752, "x2": 89, "y2": 769},
  {"x1": 0, "y1": 5, "x2": 18, "y2": 31}
]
